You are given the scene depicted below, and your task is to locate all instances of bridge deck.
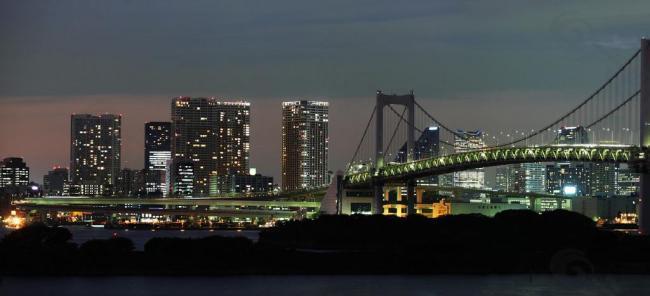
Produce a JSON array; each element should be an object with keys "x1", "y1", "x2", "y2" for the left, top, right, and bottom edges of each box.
[
  {"x1": 346, "y1": 145, "x2": 645, "y2": 185},
  {"x1": 16, "y1": 197, "x2": 322, "y2": 209}
]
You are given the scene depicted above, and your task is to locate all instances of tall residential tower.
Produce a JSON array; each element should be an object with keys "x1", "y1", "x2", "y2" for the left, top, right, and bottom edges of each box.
[
  {"x1": 171, "y1": 97, "x2": 250, "y2": 196},
  {"x1": 281, "y1": 101, "x2": 329, "y2": 191},
  {"x1": 70, "y1": 114, "x2": 121, "y2": 195}
]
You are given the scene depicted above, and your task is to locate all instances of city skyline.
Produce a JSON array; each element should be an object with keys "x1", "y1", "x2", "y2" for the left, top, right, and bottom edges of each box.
[
  {"x1": 2, "y1": 1, "x2": 650, "y2": 185},
  {"x1": 4, "y1": 0, "x2": 650, "y2": 286},
  {"x1": 0, "y1": 95, "x2": 643, "y2": 185}
]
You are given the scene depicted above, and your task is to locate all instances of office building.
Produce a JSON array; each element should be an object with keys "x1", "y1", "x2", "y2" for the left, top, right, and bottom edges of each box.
[
  {"x1": 0, "y1": 157, "x2": 30, "y2": 190},
  {"x1": 572, "y1": 196, "x2": 637, "y2": 222},
  {"x1": 395, "y1": 126, "x2": 440, "y2": 162},
  {"x1": 616, "y1": 165, "x2": 640, "y2": 196},
  {"x1": 546, "y1": 126, "x2": 591, "y2": 196},
  {"x1": 144, "y1": 170, "x2": 166, "y2": 197},
  {"x1": 116, "y1": 169, "x2": 147, "y2": 197},
  {"x1": 453, "y1": 130, "x2": 485, "y2": 189},
  {"x1": 554, "y1": 126, "x2": 589, "y2": 144},
  {"x1": 70, "y1": 114, "x2": 121, "y2": 194},
  {"x1": 171, "y1": 97, "x2": 250, "y2": 196},
  {"x1": 43, "y1": 167, "x2": 68, "y2": 196},
  {"x1": 145, "y1": 122, "x2": 172, "y2": 170},
  {"x1": 145, "y1": 122, "x2": 172, "y2": 195},
  {"x1": 211, "y1": 173, "x2": 274, "y2": 196},
  {"x1": 546, "y1": 162, "x2": 591, "y2": 196},
  {"x1": 495, "y1": 165, "x2": 516, "y2": 192},
  {"x1": 514, "y1": 163, "x2": 546, "y2": 194},
  {"x1": 590, "y1": 163, "x2": 617, "y2": 196},
  {"x1": 169, "y1": 159, "x2": 194, "y2": 197},
  {"x1": 395, "y1": 126, "x2": 440, "y2": 185},
  {"x1": 281, "y1": 101, "x2": 329, "y2": 191}
]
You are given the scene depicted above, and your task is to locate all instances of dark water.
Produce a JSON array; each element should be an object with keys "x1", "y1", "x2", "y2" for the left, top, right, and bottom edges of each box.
[
  {"x1": 0, "y1": 226, "x2": 260, "y2": 250},
  {"x1": 2, "y1": 227, "x2": 650, "y2": 295},
  {"x1": 1, "y1": 275, "x2": 650, "y2": 295}
]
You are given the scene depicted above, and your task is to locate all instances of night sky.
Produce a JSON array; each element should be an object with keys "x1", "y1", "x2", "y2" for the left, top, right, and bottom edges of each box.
[{"x1": 1, "y1": 0, "x2": 650, "y2": 183}]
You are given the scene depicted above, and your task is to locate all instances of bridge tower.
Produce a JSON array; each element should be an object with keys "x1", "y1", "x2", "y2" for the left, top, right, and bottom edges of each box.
[
  {"x1": 374, "y1": 91, "x2": 416, "y2": 214},
  {"x1": 640, "y1": 38, "x2": 650, "y2": 234}
]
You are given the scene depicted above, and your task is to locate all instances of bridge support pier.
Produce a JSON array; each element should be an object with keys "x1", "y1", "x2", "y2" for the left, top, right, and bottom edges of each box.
[
  {"x1": 407, "y1": 179, "x2": 416, "y2": 215},
  {"x1": 640, "y1": 175, "x2": 650, "y2": 234},
  {"x1": 374, "y1": 183, "x2": 384, "y2": 215}
]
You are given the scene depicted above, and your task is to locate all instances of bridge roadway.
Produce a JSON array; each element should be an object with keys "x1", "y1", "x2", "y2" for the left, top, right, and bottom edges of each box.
[
  {"x1": 15, "y1": 197, "x2": 323, "y2": 219},
  {"x1": 16, "y1": 197, "x2": 322, "y2": 208},
  {"x1": 346, "y1": 144, "x2": 648, "y2": 186},
  {"x1": 17, "y1": 205, "x2": 299, "y2": 219}
]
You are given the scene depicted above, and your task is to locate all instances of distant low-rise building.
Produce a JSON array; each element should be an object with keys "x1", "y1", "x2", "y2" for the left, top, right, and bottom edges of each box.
[
  {"x1": 572, "y1": 196, "x2": 638, "y2": 222},
  {"x1": 447, "y1": 200, "x2": 528, "y2": 217},
  {"x1": 211, "y1": 173, "x2": 274, "y2": 196},
  {"x1": 117, "y1": 169, "x2": 137, "y2": 197}
]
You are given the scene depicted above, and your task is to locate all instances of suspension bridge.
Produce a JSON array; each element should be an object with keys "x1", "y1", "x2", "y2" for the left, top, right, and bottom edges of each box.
[{"x1": 342, "y1": 38, "x2": 650, "y2": 234}]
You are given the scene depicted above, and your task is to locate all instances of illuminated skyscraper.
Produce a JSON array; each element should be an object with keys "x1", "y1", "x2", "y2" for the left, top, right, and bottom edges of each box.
[
  {"x1": 616, "y1": 165, "x2": 640, "y2": 196},
  {"x1": 145, "y1": 122, "x2": 172, "y2": 170},
  {"x1": 546, "y1": 162, "x2": 591, "y2": 196},
  {"x1": 70, "y1": 114, "x2": 121, "y2": 195},
  {"x1": 0, "y1": 157, "x2": 30, "y2": 190},
  {"x1": 495, "y1": 165, "x2": 516, "y2": 192},
  {"x1": 281, "y1": 101, "x2": 329, "y2": 191},
  {"x1": 546, "y1": 126, "x2": 591, "y2": 196},
  {"x1": 453, "y1": 130, "x2": 485, "y2": 189},
  {"x1": 395, "y1": 126, "x2": 440, "y2": 162},
  {"x1": 171, "y1": 97, "x2": 250, "y2": 196},
  {"x1": 515, "y1": 163, "x2": 546, "y2": 194},
  {"x1": 395, "y1": 126, "x2": 440, "y2": 185},
  {"x1": 169, "y1": 159, "x2": 194, "y2": 197},
  {"x1": 591, "y1": 162, "x2": 617, "y2": 196},
  {"x1": 145, "y1": 122, "x2": 172, "y2": 195}
]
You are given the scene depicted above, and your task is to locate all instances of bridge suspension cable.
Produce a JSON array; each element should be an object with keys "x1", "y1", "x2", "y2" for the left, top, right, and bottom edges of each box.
[
  {"x1": 585, "y1": 90, "x2": 640, "y2": 130},
  {"x1": 347, "y1": 45, "x2": 643, "y2": 170},
  {"x1": 385, "y1": 104, "x2": 458, "y2": 148},
  {"x1": 413, "y1": 100, "x2": 470, "y2": 140},
  {"x1": 486, "y1": 48, "x2": 641, "y2": 148},
  {"x1": 347, "y1": 105, "x2": 376, "y2": 169}
]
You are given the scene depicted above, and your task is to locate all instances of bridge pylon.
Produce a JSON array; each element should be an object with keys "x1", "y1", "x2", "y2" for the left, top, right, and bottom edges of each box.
[
  {"x1": 639, "y1": 38, "x2": 650, "y2": 234},
  {"x1": 374, "y1": 91, "x2": 417, "y2": 214}
]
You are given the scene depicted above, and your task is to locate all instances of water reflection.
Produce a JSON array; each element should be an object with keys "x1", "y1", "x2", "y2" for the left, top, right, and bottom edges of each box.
[
  {"x1": 1, "y1": 275, "x2": 650, "y2": 296},
  {"x1": 0, "y1": 226, "x2": 259, "y2": 250}
]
